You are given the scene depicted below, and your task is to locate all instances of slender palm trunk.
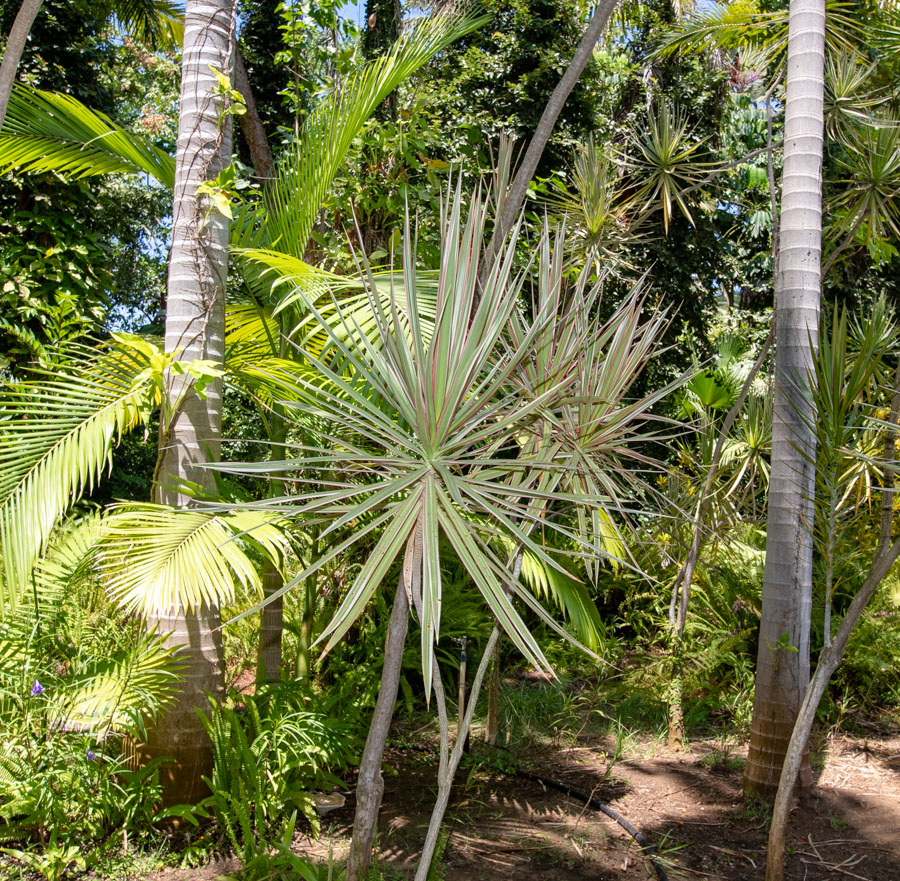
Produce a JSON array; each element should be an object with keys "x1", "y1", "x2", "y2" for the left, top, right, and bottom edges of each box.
[
  {"x1": 744, "y1": 0, "x2": 825, "y2": 800},
  {"x1": 256, "y1": 416, "x2": 286, "y2": 683},
  {"x1": 233, "y1": 49, "x2": 274, "y2": 179},
  {"x1": 666, "y1": 329, "x2": 775, "y2": 748},
  {"x1": 145, "y1": 0, "x2": 237, "y2": 807},
  {"x1": 480, "y1": 0, "x2": 619, "y2": 279},
  {"x1": 484, "y1": 636, "x2": 501, "y2": 745},
  {"x1": 296, "y1": 527, "x2": 319, "y2": 678},
  {"x1": 0, "y1": 0, "x2": 43, "y2": 131}
]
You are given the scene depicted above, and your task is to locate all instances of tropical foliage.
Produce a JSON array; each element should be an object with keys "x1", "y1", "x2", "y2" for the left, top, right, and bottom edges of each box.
[{"x1": 1, "y1": 0, "x2": 899, "y2": 879}]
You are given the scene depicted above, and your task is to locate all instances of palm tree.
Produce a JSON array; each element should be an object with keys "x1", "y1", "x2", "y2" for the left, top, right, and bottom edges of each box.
[
  {"x1": 139, "y1": 0, "x2": 238, "y2": 806},
  {"x1": 744, "y1": 0, "x2": 826, "y2": 799},
  {"x1": 0, "y1": 2, "x2": 487, "y2": 800}
]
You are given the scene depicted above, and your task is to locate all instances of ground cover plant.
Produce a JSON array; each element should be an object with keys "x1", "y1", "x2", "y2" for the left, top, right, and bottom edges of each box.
[{"x1": 1, "y1": 1, "x2": 900, "y2": 880}]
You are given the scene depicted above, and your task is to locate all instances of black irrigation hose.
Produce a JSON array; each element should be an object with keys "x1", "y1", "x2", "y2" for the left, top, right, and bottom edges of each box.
[
  {"x1": 400, "y1": 741, "x2": 669, "y2": 881},
  {"x1": 513, "y1": 767, "x2": 669, "y2": 881}
]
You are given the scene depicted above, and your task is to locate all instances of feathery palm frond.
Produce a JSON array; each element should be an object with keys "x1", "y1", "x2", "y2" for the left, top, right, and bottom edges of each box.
[
  {"x1": 110, "y1": 0, "x2": 184, "y2": 49},
  {"x1": 653, "y1": 0, "x2": 866, "y2": 67},
  {"x1": 256, "y1": 8, "x2": 487, "y2": 259},
  {"x1": 0, "y1": 345, "x2": 157, "y2": 611},
  {"x1": 97, "y1": 504, "x2": 290, "y2": 616},
  {"x1": 0, "y1": 86, "x2": 175, "y2": 186},
  {"x1": 57, "y1": 630, "x2": 183, "y2": 737},
  {"x1": 518, "y1": 549, "x2": 606, "y2": 652}
]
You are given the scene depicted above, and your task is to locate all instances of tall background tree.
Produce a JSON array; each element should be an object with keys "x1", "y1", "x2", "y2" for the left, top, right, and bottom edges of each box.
[
  {"x1": 744, "y1": 0, "x2": 826, "y2": 798},
  {"x1": 142, "y1": 0, "x2": 237, "y2": 805}
]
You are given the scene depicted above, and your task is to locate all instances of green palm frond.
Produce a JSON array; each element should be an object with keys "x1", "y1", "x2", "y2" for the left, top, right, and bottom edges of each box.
[
  {"x1": 0, "y1": 346, "x2": 157, "y2": 611},
  {"x1": 57, "y1": 629, "x2": 183, "y2": 737},
  {"x1": 245, "y1": 254, "x2": 439, "y2": 352},
  {"x1": 257, "y1": 8, "x2": 487, "y2": 258},
  {"x1": 518, "y1": 549, "x2": 605, "y2": 651},
  {"x1": 110, "y1": 0, "x2": 184, "y2": 49},
  {"x1": 97, "y1": 504, "x2": 290, "y2": 616},
  {"x1": 653, "y1": 0, "x2": 866, "y2": 67},
  {"x1": 653, "y1": 0, "x2": 784, "y2": 62},
  {"x1": 0, "y1": 86, "x2": 175, "y2": 186}
]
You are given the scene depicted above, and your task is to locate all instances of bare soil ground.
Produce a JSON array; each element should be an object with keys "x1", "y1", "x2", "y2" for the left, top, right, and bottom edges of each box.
[{"x1": 154, "y1": 730, "x2": 900, "y2": 881}]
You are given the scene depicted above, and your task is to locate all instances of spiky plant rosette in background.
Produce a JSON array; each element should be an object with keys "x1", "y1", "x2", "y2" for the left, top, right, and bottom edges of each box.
[{"x1": 219, "y1": 184, "x2": 684, "y2": 689}]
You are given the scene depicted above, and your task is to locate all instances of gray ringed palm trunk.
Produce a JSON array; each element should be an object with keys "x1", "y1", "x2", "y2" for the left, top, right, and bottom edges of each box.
[
  {"x1": 764, "y1": 367, "x2": 900, "y2": 881},
  {"x1": 144, "y1": 0, "x2": 237, "y2": 808},
  {"x1": 744, "y1": 0, "x2": 826, "y2": 800}
]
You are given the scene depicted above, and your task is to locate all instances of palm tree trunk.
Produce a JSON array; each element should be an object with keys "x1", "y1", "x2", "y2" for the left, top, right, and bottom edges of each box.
[
  {"x1": 484, "y1": 636, "x2": 501, "y2": 745},
  {"x1": 256, "y1": 556, "x2": 284, "y2": 682},
  {"x1": 765, "y1": 366, "x2": 900, "y2": 881},
  {"x1": 744, "y1": 0, "x2": 825, "y2": 800},
  {"x1": 145, "y1": 0, "x2": 237, "y2": 807},
  {"x1": 256, "y1": 417, "x2": 287, "y2": 683},
  {"x1": 0, "y1": 0, "x2": 43, "y2": 131},
  {"x1": 233, "y1": 49, "x2": 274, "y2": 179},
  {"x1": 296, "y1": 527, "x2": 319, "y2": 679}
]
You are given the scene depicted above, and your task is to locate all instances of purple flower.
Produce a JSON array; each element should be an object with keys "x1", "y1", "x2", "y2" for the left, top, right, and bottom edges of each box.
[
  {"x1": 86, "y1": 748, "x2": 98, "y2": 761},
  {"x1": 29, "y1": 680, "x2": 44, "y2": 697}
]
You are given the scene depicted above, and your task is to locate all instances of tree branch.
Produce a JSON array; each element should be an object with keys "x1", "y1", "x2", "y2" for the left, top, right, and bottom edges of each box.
[
  {"x1": 480, "y1": 0, "x2": 620, "y2": 281},
  {"x1": 0, "y1": 0, "x2": 44, "y2": 132}
]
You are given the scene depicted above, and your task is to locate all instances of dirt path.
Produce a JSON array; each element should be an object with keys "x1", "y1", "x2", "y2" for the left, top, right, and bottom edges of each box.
[
  {"x1": 307, "y1": 733, "x2": 900, "y2": 881},
  {"x1": 153, "y1": 732, "x2": 900, "y2": 880}
]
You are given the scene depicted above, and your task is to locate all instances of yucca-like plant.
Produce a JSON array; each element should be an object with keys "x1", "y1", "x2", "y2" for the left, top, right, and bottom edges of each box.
[
  {"x1": 801, "y1": 300, "x2": 898, "y2": 647},
  {"x1": 829, "y1": 117, "x2": 900, "y2": 261},
  {"x1": 543, "y1": 136, "x2": 634, "y2": 277},
  {"x1": 624, "y1": 102, "x2": 718, "y2": 232},
  {"x1": 219, "y1": 185, "x2": 683, "y2": 878}
]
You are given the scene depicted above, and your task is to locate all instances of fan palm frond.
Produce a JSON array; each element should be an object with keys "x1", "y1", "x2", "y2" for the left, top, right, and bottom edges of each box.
[{"x1": 0, "y1": 86, "x2": 175, "y2": 186}]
